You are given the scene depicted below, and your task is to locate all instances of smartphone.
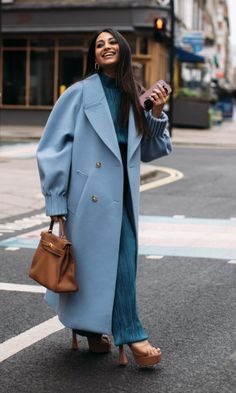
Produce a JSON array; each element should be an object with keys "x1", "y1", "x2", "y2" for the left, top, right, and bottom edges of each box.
[{"x1": 139, "y1": 80, "x2": 172, "y2": 111}]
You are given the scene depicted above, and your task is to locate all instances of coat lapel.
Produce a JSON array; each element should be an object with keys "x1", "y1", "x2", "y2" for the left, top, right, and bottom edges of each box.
[
  {"x1": 83, "y1": 74, "x2": 122, "y2": 163},
  {"x1": 127, "y1": 107, "x2": 142, "y2": 163},
  {"x1": 83, "y1": 74, "x2": 142, "y2": 164}
]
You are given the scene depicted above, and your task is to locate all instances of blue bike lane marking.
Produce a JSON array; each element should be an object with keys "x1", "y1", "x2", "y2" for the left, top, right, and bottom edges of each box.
[{"x1": 1, "y1": 215, "x2": 236, "y2": 260}]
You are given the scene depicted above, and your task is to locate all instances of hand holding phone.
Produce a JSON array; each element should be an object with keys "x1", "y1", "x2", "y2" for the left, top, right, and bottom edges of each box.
[{"x1": 139, "y1": 80, "x2": 172, "y2": 111}]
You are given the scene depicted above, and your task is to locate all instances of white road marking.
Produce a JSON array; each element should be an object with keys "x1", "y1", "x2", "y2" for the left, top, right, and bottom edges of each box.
[
  {"x1": 0, "y1": 316, "x2": 64, "y2": 363},
  {"x1": 0, "y1": 143, "x2": 37, "y2": 159},
  {"x1": 5, "y1": 247, "x2": 20, "y2": 251},
  {"x1": 1, "y1": 216, "x2": 236, "y2": 260},
  {"x1": 140, "y1": 166, "x2": 184, "y2": 192},
  {"x1": 0, "y1": 213, "x2": 48, "y2": 237},
  {"x1": 228, "y1": 260, "x2": 236, "y2": 264},
  {"x1": 0, "y1": 283, "x2": 46, "y2": 293},
  {"x1": 1, "y1": 162, "x2": 233, "y2": 363},
  {"x1": 228, "y1": 351, "x2": 236, "y2": 361}
]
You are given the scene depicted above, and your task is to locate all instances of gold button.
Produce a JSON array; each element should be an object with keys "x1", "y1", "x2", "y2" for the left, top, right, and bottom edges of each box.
[
  {"x1": 96, "y1": 162, "x2": 102, "y2": 168},
  {"x1": 91, "y1": 195, "x2": 98, "y2": 202}
]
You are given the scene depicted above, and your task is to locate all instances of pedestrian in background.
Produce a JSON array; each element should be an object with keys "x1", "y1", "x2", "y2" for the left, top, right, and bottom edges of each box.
[{"x1": 36, "y1": 28, "x2": 172, "y2": 367}]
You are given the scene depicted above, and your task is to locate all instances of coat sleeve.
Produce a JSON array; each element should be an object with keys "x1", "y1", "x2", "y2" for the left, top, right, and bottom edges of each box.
[
  {"x1": 36, "y1": 83, "x2": 82, "y2": 216},
  {"x1": 141, "y1": 110, "x2": 172, "y2": 162}
]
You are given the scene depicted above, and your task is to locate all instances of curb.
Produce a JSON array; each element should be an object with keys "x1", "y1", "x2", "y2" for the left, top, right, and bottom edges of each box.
[
  {"x1": 173, "y1": 142, "x2": 236, "y2": 149},
  {"x1": 140, "y1": 168, "x2": 159, "y2": 184}
]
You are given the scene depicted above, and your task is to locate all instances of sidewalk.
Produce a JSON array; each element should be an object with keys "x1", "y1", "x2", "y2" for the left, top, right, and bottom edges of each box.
[
  {"x1": 172, "y1": 119, "x2": 236, "y2": 147},
  {"x1": 0, "y1": 143, "x2": 159, "y2": 220},
  {"x1": 1, "y1": 114, "x2": 235, "y2": 220},
  {"x1": 1, "y1": 111, "x2": 236, "y2": 147}
]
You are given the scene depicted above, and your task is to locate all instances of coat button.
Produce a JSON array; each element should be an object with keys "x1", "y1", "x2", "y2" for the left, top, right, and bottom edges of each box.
[
  {"x1": 91, "y1": 195, "x2": 98, "y2": 202},
  {"x1": 96, "y1": 162, "x2": 102, "y2": 168}
]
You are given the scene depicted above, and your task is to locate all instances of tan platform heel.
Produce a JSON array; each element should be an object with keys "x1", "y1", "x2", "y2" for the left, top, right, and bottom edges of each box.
[
  {"x1": 72, "y1": 329, "x2": 79, "y2": 350},
  {"x1": 118, "y1": 345, "x2": 128, "y2": 366},
  {"x1": 118, "y1": 341, "x2": 162, "y2": 367}
]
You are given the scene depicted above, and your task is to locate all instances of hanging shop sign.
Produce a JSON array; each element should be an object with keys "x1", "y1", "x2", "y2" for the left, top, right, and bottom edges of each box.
[{"x1": 182, "y1": 31, "x2": 204, "y2": 53}]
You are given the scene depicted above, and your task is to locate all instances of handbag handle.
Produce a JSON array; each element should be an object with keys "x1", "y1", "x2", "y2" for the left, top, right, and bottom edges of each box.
[{"x1": 49, "y1": 217, "x2": 66, "y2": 238}]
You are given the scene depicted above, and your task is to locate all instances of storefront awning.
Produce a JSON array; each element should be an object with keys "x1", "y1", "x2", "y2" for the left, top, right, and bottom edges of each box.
[{"x1": 175, "y1": 47, "x2": 205, "y2": 63}]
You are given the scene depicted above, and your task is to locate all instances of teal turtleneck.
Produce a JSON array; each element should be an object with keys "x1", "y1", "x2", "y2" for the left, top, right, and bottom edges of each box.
[{"x1": 99, "y1": 72, "x2": 128, "y2": 144}]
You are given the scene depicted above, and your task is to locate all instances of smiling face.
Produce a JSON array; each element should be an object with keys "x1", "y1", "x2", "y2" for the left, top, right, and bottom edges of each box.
[{"x1": 95, "y1": 32, "x2": 120, "y2": 76}]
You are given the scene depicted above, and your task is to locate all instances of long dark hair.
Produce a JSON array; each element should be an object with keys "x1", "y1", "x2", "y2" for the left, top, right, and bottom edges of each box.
[{"x1": 85, "y1": 28, "x2": 148, "y2": 136}]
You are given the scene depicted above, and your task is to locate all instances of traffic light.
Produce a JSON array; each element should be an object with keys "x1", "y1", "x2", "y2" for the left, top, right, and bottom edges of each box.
[
  {"x1": 154, "y1": 17, "x2": 169, "y2": 44},
  {"x1": 154, "y1": 17, "x2": 167, "y2": 33}
]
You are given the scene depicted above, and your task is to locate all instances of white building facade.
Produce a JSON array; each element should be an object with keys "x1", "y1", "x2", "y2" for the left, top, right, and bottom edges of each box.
[{"x1": 174, "y1": 0, "x2": 231, "y2": 82}]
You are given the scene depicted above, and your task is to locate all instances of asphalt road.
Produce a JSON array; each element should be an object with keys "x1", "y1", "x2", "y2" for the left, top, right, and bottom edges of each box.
[
  {"x1": 1, "y1": 146, "x2": 236, "y2": 393},
  {"x1": 140, "y1": 146, "x2": 236, "y2": 218}
]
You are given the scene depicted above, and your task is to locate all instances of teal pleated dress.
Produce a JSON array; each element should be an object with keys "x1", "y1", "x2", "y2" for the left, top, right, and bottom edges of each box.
[
  {"x1": 100, "y1": 73, "x2": 148, "y2": 346},
  {"x1": 75, "y1": 73, "x2": 148, "y2": 346}
]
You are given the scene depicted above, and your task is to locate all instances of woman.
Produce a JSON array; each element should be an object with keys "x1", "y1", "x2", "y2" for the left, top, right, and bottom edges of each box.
[{"x1": 36, "y1": 28, "x2": 172, "y2": 367}]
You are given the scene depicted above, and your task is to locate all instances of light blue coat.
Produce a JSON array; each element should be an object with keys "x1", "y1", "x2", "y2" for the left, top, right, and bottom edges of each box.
[{"x1": 36, "y1": 73, "x2": 172, "y2": 334}]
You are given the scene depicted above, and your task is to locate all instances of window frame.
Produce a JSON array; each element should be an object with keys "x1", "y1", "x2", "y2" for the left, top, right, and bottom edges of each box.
[{"x1": 0, "y1": 34, "x2": 159, "y2": 109}]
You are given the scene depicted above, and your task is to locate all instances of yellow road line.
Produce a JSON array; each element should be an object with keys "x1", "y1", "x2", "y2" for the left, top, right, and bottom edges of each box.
[{"x1": 140, "y1": 166, "x2": 184, "y2": 192}]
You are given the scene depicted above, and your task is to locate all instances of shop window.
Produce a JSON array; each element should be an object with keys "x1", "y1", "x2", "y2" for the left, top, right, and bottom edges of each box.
[
  {"x1": 30, "y1": 50, "x2": 54, "y2": 106},
  {"x1": 124, "y1": 35, "x2": 136, "y2": 54},
  {"x1": 3, "y1": 38, "x2": 27, "y2": 47},
  {"x1": 30, "y1": 38, "x2": 54, "y2": 47},
  {"x1": 59, "y1": 38, "x2": 86, "y2": 47},
  {"x1": 181, "y1": 64, "x2": 202, "y2": 89},
  {"x1": 132, "y1": 62, "x2": 146, "y2": 88},
  {"x1": 140, "y1": 37, "x2": 149, "y2": 55},
  {"x1": 58, "y1": 51, "x2": 84, "y2": 93},
  {"x1": 3, "y1": 51, "x2": 26, "y2": 105}
]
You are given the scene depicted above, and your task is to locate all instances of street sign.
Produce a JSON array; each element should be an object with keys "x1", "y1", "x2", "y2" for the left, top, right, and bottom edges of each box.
[{"x1": 182, "y1": 31, "x2": 204, "y2": 53}]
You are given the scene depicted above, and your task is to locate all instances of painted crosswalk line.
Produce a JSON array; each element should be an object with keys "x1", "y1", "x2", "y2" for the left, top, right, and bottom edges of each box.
[
  {"x1": 139, "y1": 215, "x2": 236, "y2": 260},
  {"x1": 0, "y1": 215, "x2": 236, "y2": 260},
  {"x1": 0, "y1": 213, "x2": 48, "y2": 237},
  {"x1": 0, "y1": 143, "x2": 37, "y2": 159},
  {"x1": 0, "y1": 283, "x2": 46, "y2": 293},
  {"x1": 0, "y1": 316, "x2": 64, "y2": 363}
]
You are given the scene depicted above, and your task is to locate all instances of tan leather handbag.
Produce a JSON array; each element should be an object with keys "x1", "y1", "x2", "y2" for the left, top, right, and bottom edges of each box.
[{"x1": 29, "y1": 218, "x2": 79, "y2": 293}]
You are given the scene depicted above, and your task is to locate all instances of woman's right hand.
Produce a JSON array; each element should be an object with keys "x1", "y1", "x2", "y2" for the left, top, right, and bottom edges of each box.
[{"x1": 50, "y1": 215, "x2": 65, "y2": 222}]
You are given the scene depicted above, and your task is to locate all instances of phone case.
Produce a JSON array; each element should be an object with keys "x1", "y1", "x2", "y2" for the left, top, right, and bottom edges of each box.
[{"x1": 139, "y1": 80, "x2": 172, "y2": 111}]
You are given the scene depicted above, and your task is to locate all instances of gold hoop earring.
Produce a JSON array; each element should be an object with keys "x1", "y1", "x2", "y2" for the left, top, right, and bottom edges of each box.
[{"x1": 95, "y1": 62, "x2": 100, "y2": 71}]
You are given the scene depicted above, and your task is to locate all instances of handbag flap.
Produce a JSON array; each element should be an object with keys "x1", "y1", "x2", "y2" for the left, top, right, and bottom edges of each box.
[{"x1": 40, "y1": 231, "x2": 71, "y2": 250}]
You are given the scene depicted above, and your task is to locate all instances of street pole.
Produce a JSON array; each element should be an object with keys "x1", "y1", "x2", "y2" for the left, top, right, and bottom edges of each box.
[{"x1": 168, "y1": 0, "x2": 175, "y2": 136}]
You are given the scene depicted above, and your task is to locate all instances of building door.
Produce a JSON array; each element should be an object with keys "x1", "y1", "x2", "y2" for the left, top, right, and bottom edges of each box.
[
  {"x1": 58, "y1": 51, "x2": 84, "y2": 94},
  {"x1": 3, "y1": 50, "x2": 26, "y2": 105},
  {"x1": 30, "y1": 49, "x2": 54, "y2": 106}
]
